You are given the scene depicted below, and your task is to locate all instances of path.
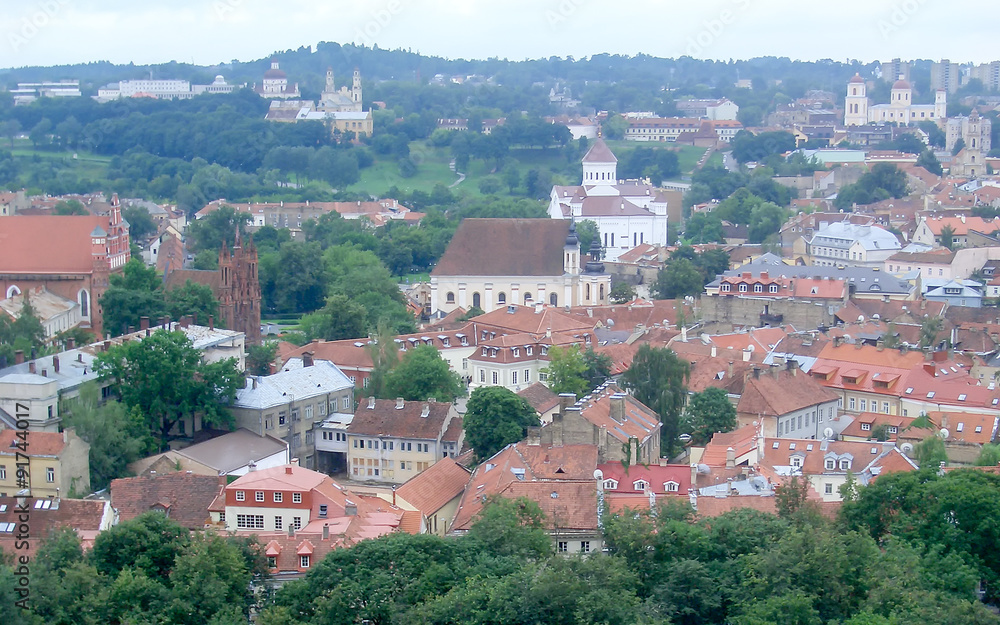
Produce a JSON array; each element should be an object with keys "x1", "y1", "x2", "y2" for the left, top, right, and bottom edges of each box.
[{"x1": 448, "y1": 159, "x2": 466, "y2": 188}]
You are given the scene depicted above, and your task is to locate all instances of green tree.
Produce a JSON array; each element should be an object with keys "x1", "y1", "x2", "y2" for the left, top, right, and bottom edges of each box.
[
  {"x1": 748, "y1": 200, "x2": 787, "y2": 243},
  {"x1": 602, "y1": 114, "x2": 628, "y2": 140},
  {"x1": 940, "y1": 224, "x2": 956, "y2": 250},
  {"x1": 654, "y1": 257, "x2": 704, "y2": 299},
  {"x1": 774, "y1": 474, "x2": 810, "y2": 520},
  {"x1": 61, "y1": 382, "x2": 152, "y2": 490},
  {"x1": 54, "y1": 199, "x2": 88, "y2": 215},
  {"x1": 99, "y1": 258, "x2": 167, "y2": 336},
  {"x1": 246, "y1": 340, "x2": 278, "y2": 376},
  {"x1": 466, "y1": 496, "x2": 552, "y2": 560},
  {"x1": 621, "y1": 344, "x2": 690, "y2": 457},
  {"x1": 609, "y1": 281, "x2": 636, "y2": 303},
  {"x1": 187, "y1": 205, "x2": 253, "y2": 252},
  {"x1": 463, "y1": 386, "x2": 539, "y2": 460},
  {"x1": 575, "y1": 219, "x2": 601, "y2": 257},
  {"x1": 916, "y1": 149, "x2": 944, "y2": 176},
  {"x1": 0, "y1": 294, "x2": 46, "y2": 366},
  {"x1": 914, "y1": 434, "x2": 948, "y2": 469},
  {"x1": 89, "y1": 511, "x2": 191, "y2": 582},
  {"x1": 384, "y1": 344, "x2": 463, "y2": 402},
  {"x1": 361, "y1": 322, "x2": 400, "y2": 400},
  {"x1": 975, "y1": 443, "x2": 1000, "y2": 466},
  {"x1": 95, "y1": 329, "x2": 243, "y2": 449},
  {"x1": 919, "y1": 316, "x2": 943, "y2": 348},
  {"x1": 164, "y1": 279, "x2": 220, "y2": 326},
  {"x1": 682, "y1": 387, "x2": 737, "y2": 445},
  {"x1": 168, "y1": 532, "x2": 251, "y2": 624},
  {"x1": 542, "y1": 344, "x2": 590, "y2": 397},
  {"x1": 300, "y1": 293, "x2": 368, "y2": 341}
]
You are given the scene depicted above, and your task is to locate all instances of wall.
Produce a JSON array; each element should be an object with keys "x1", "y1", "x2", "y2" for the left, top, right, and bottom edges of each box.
[{"x1": 700, "y1": 295, "x2": 839, "y2": 330}]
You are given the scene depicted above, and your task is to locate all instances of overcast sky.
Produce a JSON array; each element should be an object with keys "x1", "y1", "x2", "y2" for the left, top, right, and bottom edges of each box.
[{"x1": 2, "y1": 0, "x2": 998, "y2": 69}]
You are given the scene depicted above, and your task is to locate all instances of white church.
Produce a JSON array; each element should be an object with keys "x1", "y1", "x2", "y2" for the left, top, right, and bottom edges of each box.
[
  {"x1": 844, "y1": 74, "x2": 946, "y2": 126},
  {"x1": 547, "y1": 138, "x2": 670, "y2": 262}
]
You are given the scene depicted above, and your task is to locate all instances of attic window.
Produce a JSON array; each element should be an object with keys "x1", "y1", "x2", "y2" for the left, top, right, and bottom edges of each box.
[
  {"x1": 976, "y1": 426, "x2": 983, "y2": 433},
  {"x1": 904, "y1": 387, "x2": 913, "y2": 394},
  {"x1": 861, "y1": 423, "x2": 871, "y2": 431},
  {"x1": 664, "y1": 481, "x2": 679, "y2": 492},
  {"x1": 512, "y1": 468, "x2": 526, "y2": 480},
  {"x1": 772, "y1": 441, "x2": 780, "y2": 449},
  {"x1": 958, "y1": 394, "x2": 967, "y2": 401},
  {"x1": 806, "y1": 444, "x2": 814, "y2": 451},
  {"x1": 790, "y1": 456, "x2": 802, "y2": 468},
  {"x1": 633, "y1": 479, "x2": 649, "y2": 490},
  {"x1": 789, "y1": 443, "x2": 796, "y2": 450},
  {"x1": 926, "y1": 391, "x2": 935, "y2": 398},
  {"x1": 825, "y1": 459, "x2": 836, "y2": 470},
  {"x1": 957, "y1": 422, "x2": 965, "y2": 432},
  {"x1": 603, "y1": 479, "x2": 619, "y2": 490},
  {"x1": 840, "y1": 459, "x2": 852, "y2": 469}
]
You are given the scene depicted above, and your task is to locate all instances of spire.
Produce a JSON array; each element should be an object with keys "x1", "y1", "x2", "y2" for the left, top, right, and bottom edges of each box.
[
  {"x1": 584, "y1": 232, "x2": 605, "y2": 274},
  {"x1": 234, "y1": 225, "x2": 242, "y2": 249},
  {"x1": 564, "y1": 219, "x2": 579, "y2": 247}
]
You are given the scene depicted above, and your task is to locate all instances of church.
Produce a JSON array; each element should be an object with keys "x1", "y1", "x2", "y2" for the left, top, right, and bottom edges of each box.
[
  {"x1": 844, "y1": 74, "x2": 946, "y2": 126},
  {"x1": 428, "y1": 218, "x2": 610, "y2": 315},
  {"x1": 254, "y1": 60, "x2": 301, "y2": 99},
  {"x1": 316, "y1": 67, "x2": 363, "y2": 113},
  {"x1": 547, "y1": 138, "x2": 670, "y2": 262}
]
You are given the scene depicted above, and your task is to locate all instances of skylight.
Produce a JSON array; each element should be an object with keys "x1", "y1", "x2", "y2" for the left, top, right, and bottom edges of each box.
[
  {"x1": 905, "y1": 387, "x2": 913, "y2": 394},
  {"x1": 958, "y1": 394, "x2": 967, "y2": 401},
  {"x1": 926, "y1": 391, "x2": 936, "y2": 398}
]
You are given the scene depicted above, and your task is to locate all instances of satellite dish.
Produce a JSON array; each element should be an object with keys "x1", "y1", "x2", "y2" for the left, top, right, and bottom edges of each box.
[
  {"x1": 858, "y1": 315, "x2": 865, "y2": 323},
  {"x1": 606, "y1": 319, "x2": 615, "y2": 328},
  {"x1": 939, "y1": 428, "x2": 950, "y2": 439},
  {"x1": 593, "y1": 469, "x2": 604, "y2": 480},
  {"x1": 901, "y1": 442, "x2": 914, "y2": 454},
  {"x1": 873, "y1": 313, "x2": 880, "y2": 320},
  {"x1": 678, "y1": 433, "x2": 692, "y2": 443},
  {"x1": 823, "y1": 427, "x2": 834, "y2": 440}
]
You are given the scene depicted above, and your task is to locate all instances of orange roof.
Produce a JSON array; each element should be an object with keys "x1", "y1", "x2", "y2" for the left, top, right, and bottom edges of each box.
[
  {"x1": 702, "y1": 424, "x2": 758, "y2": 466},
  {"x1": 0, "y1": 430, "x2": 67, "y2": 456},
  {"x1": 395, "y1": 456, "x2": 471, "y2": 515},
  {"x1": 922, "y1": 215, "x2": 999, "y2": 236},
  {"x1": 0, "y1": 215, "x2": 111, "y2": 274},
  {"x1": 577, "y1": 383, "x2": 660, "y2": 445}
]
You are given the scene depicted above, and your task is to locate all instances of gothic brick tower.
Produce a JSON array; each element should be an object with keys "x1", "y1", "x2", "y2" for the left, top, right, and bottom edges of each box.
[{"x1": 218, "y1": 228, "x2": 262, "y2": 345}]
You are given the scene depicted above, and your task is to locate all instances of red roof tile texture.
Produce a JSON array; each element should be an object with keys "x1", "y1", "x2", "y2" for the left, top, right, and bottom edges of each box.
[
  {"x1": 431, "y1": 219, "x2": 571, "y2": 277},
  {"x1": 111, "y1": 472, "x2": 224, "y2": 529}
]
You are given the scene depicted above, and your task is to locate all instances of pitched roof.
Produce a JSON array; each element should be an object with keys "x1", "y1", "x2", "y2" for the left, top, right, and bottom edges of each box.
[
  {"x1": 737, "y1": 369, "x2": 841, "y2": 417},
  {"x1": 234, "y1": 361, "x2": 353, "y2": 410},
  {"x1": 0, "y1": 430, "x2": 67, "y2": 456},
  {"x1": 475, "y1": 304, "x2": 593, "y2": 335},
  {"x1": 431, "y1": 219, "x2": 570, "y2": 277},
  {"x1": 582, "y1": 138, "x2": 617, "y2": 163},
  {"x1": 163, "y1": 269, "x2": 221, "y2": 297},
  {"x1": 111, "y1": 472, "x2": 224, "y2": 529},
  {"x1": 518, "y1": 382, "x2": 560, "y2": 414},
  {"x1": 575, "y1": 383, "x2": 661, "y2": 445},
  {"x1": 348, "y1": 399, "x2": 459, "y2": 441},
  {"x1": 597, "y1": 462, "x2": 690, "y2": 494},
  {"x1": 0, "y1": 497, "x2": 110, "y2": 558},
  {"x1": 0, "y1": 215, "x2": 111, "y2": 274},
  {"x1": 396, "y1": 456, "x2": 471, "y2": 515},
  {"x1": 226, "y1": 463, "x2": 328, "y2": 492},
  {"x1": 172, "y1": 429, "x2": 288, "y2": 474}
]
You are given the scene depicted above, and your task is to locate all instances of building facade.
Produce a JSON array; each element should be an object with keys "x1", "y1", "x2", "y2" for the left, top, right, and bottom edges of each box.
[{"x1": 218, "y1": 229, "x2": 262, "y2": 345}]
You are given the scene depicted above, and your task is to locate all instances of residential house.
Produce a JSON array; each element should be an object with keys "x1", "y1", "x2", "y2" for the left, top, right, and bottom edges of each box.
[
  {"x1": 110, "y1": 472, "x2": 226, "y2": 529},
  {"x1": 922, "y1": 279, "x2": 984, "y2": 308},
  {"x1": 129, "y1": 429, "x2": 289, "y2": 477},
  {"x1": 0, "y1": 429, "x2": 90, "y2": 498},
  {"x1": 596, "y1": 461, "x2": 691, "y2": 515},
  {"x1": 912, "y1": 215, "x2": 1000, "y2": 247},
  {"x1": 736, "y1": 363, "x2": 842, "y2": 439},
  {"x1": 346, "y1": 398, "x2": 463, "y2": 484},
  {"x1": 0, "y1": 496, "x2": 113, "y2": 558},
  {"x1": 396, "y1": 455, "x2": 472, "y2": 536},
  {"x1": 808, "y1": 221, "x2": 901, "y2": 268},
  {"x1": 675, "y1": 98, "x2": 740, "y2": 120},
  {"x1": 231, "y1": 357, "x2": 354, "y2": 470},
  {"x1": 518, "y1": 382, "x2": 561, "y2": 423}
]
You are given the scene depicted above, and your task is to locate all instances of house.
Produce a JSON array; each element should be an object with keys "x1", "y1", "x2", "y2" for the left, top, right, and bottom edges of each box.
[
  {"x1": 912, "y1": 215, "x2": 1000, "y2": 247},
  {"x1": 448, "y1": 441, "x2": 603, "y2": 555},
  {"x1": 429, "y1": 219, "x2": 610, "y2": 314},
  {"x1": 231, "y1": 356, "x2": 354, "y2": 471},
  {"x1": 534, "y1": 383, "x2": 662, "y2": 464},
  {"x1": 346, "y1": 398, "x2": 463, "y2": 484},
  {"x1": 396, "y1": 454, "x2": 472, "y2": 536},
  {"x1": 0, "y1": 195, "x2": 130, "y2": 336},
  {"x1": 0, "y1": 429, "x2": 90, "y2": 498},
  {"x1": 0, "y1": 496, "x2": 113, "y2": 558},
  {"x1": 885, "y1": 248, "x2": 956, "y2": 279},
  {"x1": 547, "y1": 139, "x2": 670, "y2": 262},
  {"x1": 808, "y1": 221, "x2": 901, "y2": 268},
  {"x1": 922, "y1": 279, "x2": 984, "y2": 308},
  {"x1": 110, "y1": 472, "x2": 226, "y2": 529},
  {"x1": 736, "y1": 363, "x2": 842, "y2": 439},
  {"x1": 518, "y1": 382, "x2": 561, "y2": 423},
  {"x1": 0, "y1": 287, "x2": 82, "y2": 341},
  {"x1": 675, "y1": 98, "x2": 740, "y2": 121},
  {"x1": 129, "y1": 429, "x2": 289, "y2": 477},
  {"x1": 596, "y1": 461, "x2": 691, "y2": 515}
]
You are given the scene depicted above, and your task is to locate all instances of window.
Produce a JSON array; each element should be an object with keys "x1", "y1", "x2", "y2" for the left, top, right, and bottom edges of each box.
[
  {"x1": 739, "y1": 283, "x2": 748, "y2": 292},
  {"x1": 255, "y1": 491, "x2": 264, "y2": 502},
  {"x1": 279, "y1": 412, "x2": 286, "y2": 426},
  {"x1": 300, "y1": 555, "x2": 310, "y2": 568},
  {"x1": 236, "y1": 491, "x2": 245, "y2": 501},
  {"x1": 236, "y1": 514, "x2": 265, "y2": 529},
  {"x1": 274, "y1": 492, "x2": 283, "y2": 503},
  {"x1": 882, "y1": 401, "x2": 890, "y2": 414},
  {"x1": 580, "y1": 541, "x2": 591, "y2": 553},
  {"x1": 480, "y1": 369, "x2": 486, "y2": 383},
  {"x1": 557, "y1": 541, "x2": 568, "y2": 553},
  {"x1": 791, "y1": 456, "x2": 802, "y2": 468},
  {"x1": 664, "y1": 481, "x2": 679, "y2": 492},
  {"x1": 524, "y1": 369, "x2": 531, "y2": 382},
  {"x1": 825, "y1": 483, "x2": 833, "y2": 495},
  {"x1": 754, "y1": 283, "x2": 763, "y2": 293},
  {"x1": 769, "y1": 284, "x2": 779, "y2": 293},
  {"x1": 512, "y1": 371, "x2": 518, "y2": 385},
  {"x1": 526, "y1": 346, "x2": 533, "y2": 356},
  {"x1": 849, "y1": 397, "x2": 856, "y2": 410},
  {"x1": 319, "y1": 401, "x2": 326, "y2": 416},
  {"x1": 512, "y1": 347, "x2": 520, "y2": 357},
  {"x1": 293, "y1": 517, "x2": 302, "y2": 529},
  {"x1": 839, "y1": 459, "x2": 851, "y2": 470},
  {"x1": 859, "y1": 399, "x2": 867, "y2": 412},
  {"x1": 446, "y1": 291, "x2": 455, "y2": 304},
  {"x1": 497, "y1": 292, "x2": 506, "y2": 304},
  {"x1": 603, "y1": 479, "x2": 618, "y2": 490},
  {"x1": 0, "y1": 466, "x2": 5, "y2": 480},
  {"x1": 274, "y1": 516, "x2": 282, "y2": 530},
  {"x1": 492, "y1": 371, "x2": 499, "y2": 385},
  {"x1": 342, "y1": 396, "x2": 350, "y2": 411},
  {"x1": 304, "y1": 405, "x2": 313, "y2": 421},
  {"x1": 267, "y1": 556, "x2": 276, "y2": 568},
  {"x1": 825, "y1": 459, "x2": 836, "y2": 470},
  {"x1": 633, "y1": 479, "x2": 648, "y2": 491},
  {"x1": 861, "y1": 423, "x2": 871, "y2": 431},
  {"x1": 293, "y1": 493, "x2": 302, "y2": 504}
]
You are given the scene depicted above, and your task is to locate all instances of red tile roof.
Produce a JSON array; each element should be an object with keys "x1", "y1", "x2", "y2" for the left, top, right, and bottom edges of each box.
[
  {"x1": 0, "y1": 215, "x2": 111, "y2": 274},
  {"x1": 349, "y1": 399, "x2": 460, "y2": 441},
  {"x1": 396, "y1": 456, "x2": 471, "y2": 515},
  {"x1": 0, "y1": 497, "x2": 109, "y2": 558},
  {"x1": 111, "y1": 472, "x2": 224, "y2": 529},
  {"x1": 737, "y1": 368, "x2": 841, "y2": 418},
  {"x1": 597, "y1": 462, "x2": 690, "y2": 495},
  {"x1": 431, "y1": 219, "x2": 571, "y2": 277},
  {"x1": 518, "y1": 382, "x2": 560, "y2": 414}
]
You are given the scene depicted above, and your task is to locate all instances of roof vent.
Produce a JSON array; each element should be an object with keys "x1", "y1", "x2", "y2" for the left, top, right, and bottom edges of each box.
[{"x1": 396, "y1": 397, "x2": 404, "y2": 409}]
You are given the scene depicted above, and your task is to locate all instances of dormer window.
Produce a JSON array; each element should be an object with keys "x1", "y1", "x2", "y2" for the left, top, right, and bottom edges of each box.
[
  {"x1": 512, "y1": 348, "x2": 520, "y2": 357},
  {"x1": 825, "y1": 459, "x2": 836, "y2": 470},
  {"x1": 633, "y1": 479, "x2": 649, "y2": 491},
  {"x1": 839, "y1": 459, "x2": 851, "y2": 470},
  {"x1": 739, "y1": 283, "x2": 748, "y2": 292},
  {"x1": 526, "y1": 346, "x2": 533, "y2": 356},
  {"x1": 482, "y1": 347, "x2": 488, "y2": 356},
  {"x1": 861, "y1": 423, "x2": 871, "y2": 431},
  {"x1": 664, "y1": 481, "x2": 679, "y2": 492},
  {"x1": 603, "y1": 479, "x2": 618, "y2": 490},
  {"x1": 769, "y1": 284, "x2": 779, "y2": 293},
  {"x1": 791, "y1": 456, "x2": 802, "y2": 468},
  {"x1": 754, "y1": 284, "x2": 763, "y2": 293},
  {"x1": 722, "y1": 284, "x2": 732, "y2": 292}
]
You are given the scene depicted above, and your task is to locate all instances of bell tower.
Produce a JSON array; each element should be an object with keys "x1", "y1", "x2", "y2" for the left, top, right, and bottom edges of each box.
[{"x1": 845, "y1": 74, "x2": 868, "y2": 126}]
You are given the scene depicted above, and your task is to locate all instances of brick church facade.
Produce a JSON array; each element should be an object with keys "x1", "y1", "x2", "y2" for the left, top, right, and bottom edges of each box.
[
  {"x1": 218, "y1": 229, "x2": 262, "y2": 345},
  {"x1": 0, "y1": 194, "x2": 130, "y2": 337}
]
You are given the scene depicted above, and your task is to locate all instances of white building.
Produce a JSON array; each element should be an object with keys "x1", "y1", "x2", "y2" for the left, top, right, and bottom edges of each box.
[
  {"x1": 844, "y1": 74, "x2": 946, "y2": 127},
  {"x1": 808, "y1": 221, "x2": 901, "y2": 268},
  {"x1": 547, "y1": 139, "x2": 670, "y2": 262}
]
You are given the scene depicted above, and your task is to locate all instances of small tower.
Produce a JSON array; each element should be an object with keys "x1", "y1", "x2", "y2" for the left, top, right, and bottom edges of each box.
[
  {"x1": 325, "y1": 67, "x2": 335, "y2": 94},
  {"x1": 563, "y1": 220, "x2": 580, "y2": 276},
  {"x1": 935, "y1": 89, "x2": 948, "y2": 120},
  {"x1": 581, "y1": 138, "x2": 618, "y2": 195},
  {"x1": 844, "y1": 73, "x2": 868, "y2": 126},
  {"x1": 352, "y1": 67, "x2": 362, "y2": 104}
]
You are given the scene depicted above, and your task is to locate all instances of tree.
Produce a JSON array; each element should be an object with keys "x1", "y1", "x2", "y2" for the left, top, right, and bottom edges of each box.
[
  {"x1": 1, "y1": 118, "x2": 20, "y2": 148},
  {"x1": 164, "y1": 279, "x2": 220, "y2": 326},
  {"x1": 542, "y1": 344, "x2": 590, "y2": 397},
  {"x1": 246, "y1": 340, "x2": 278, "y2": 376},
  {"x1": 620, "y1": 345, "x2": 690, "y2": 457},
  {"x1": 952, "y1": 138, "x2": 966, "y2": 156},
  {"x1": 463, "y1": 386, "x2": 539, "y2": 460},
  {"x1": 914, "y1": 434, "x2": 948, "y2": 469},
  {"x1": 99, "y1": 258, "x2": 167, "y2": 336},
  {"x1": 575, "y1": 219, "x2": 601, "y2": 257},
  {"x1": 61, "y1": 382, "x2": 152, "y2": 490},
  {"x1": 384, "y1": 344, "x2": 463, "y2": 402},
  {"x1": 168, "y1": 532, "x2": 252, "y2": 624},
  {"x1": 95, "y1": 329, "x2": 243, "y2": 449},
  {"x1": 940, "y1": 224, "x2": 956, "y2": 250},
  {"x1": 54, "y1": 199, "x2": 88, "y2": 215},
  {"x1": 920, "y1": 316, "x2": 943, "y2": 348},
  {"x1": 682, "y1": 387, "x2": 737, "y2": 445},
  {"x1": 748, "y1": 200, "x2": 787, "y2": 243},
  {"x1": 122, "y1": 205, "x2": 158, "y2": 241},
  {"x1": 0, "y1": 294, "x2": 46, "y2": 367},
  {"x1": 774, "y1": 474, "x2": 810, "y2": 519},
  {"x1": 187, "y1": 205, "x2": 252, "y2": 252},
  {"x1": 975, "y1": 443, "x2": 1000, "y2": 466},
  {"x1": 300, "y1": 293, "x2": 368, "y2": 341},
  {"x1": 609, "y1": 281, "x2": 636, "y2": 303},
  {"x1": 465, "y1": 496, "x2": 552, "y2": 559},
  {"x1": 602, "y1": 114, "x2": 628, "y2": 140},
  {"x1": 916, "y1": 149, "x2": 943, "y2": 176},
  {"x1": 362, "y1": 322, "x2": 400, "y2": 400},
  {"x1": 654, "y1": 257, "x2": 704, "y2": 299},
  {"x1": 90, "y1": 511, "x2": 191, "y2": 582}
]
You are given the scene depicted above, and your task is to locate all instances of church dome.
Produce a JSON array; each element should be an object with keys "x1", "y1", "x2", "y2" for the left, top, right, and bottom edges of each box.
[
  {"x1": 892, "y1": 79, "x2": 911, "y2": 90},
  {"x1": 849, "y1": 73, "x2": 865, "y2": 84}
]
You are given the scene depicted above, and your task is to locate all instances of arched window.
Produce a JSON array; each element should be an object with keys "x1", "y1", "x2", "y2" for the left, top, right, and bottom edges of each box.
[
  {"x1": 472, "y1": 292, "x2": 481, "y2": 308},
  {"x1": 523, "y1": 292, "x2": 532, "y2": 304},
  {"x1": 497, "y1": 292, "x2": 506, "y2": 304},
  {"x1": 599, "y1": 284, "x2": 605, "y2": 300},
  {"x1": 78, "y1": 289, "x2": 90, "y2": 317},
  {"x1": 446, "y1": 292, "x2": 455, "y2": 304},
  {"x1": 549, "y1": 293, "x2": 558, "y2": 306},
  {"x1": 6, "y1": 285, "x2": 21, "y2": 298},
  {"x1": 585, "y1": 283, "x2": 591, "y2": 300}
]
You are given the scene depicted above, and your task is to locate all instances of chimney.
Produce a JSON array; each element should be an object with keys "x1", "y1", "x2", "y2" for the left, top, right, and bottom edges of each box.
[
  {"x1": 302, "y1": 352, "x2": 314, "y2": 368},
  {"x1": 752, "y1": 366, "x2": 761, "y2": 379},
  {"x1": 558, "y1": 392, "x2": 577, "y2": 413},
  {"x1": 53, "y1": 356, "x2": 59, "y2": 373},
  {"x1": 396, "y1": 397, "x2": 404, "y2": 409},
  {"x1": 368, "y1": 396, "x2": 376, "y2": 409},
  {"x1": 923, "y1": 362, "x2": 936, "y2": 376},
  {"x1": 284, "y1": 466, "x2": 293, "y2": 474},
  {"x1": 742, "y1": 348, "x2": 751, "y2": 362},
  {"x1": 787, "y1": 359, "x2": 798, "y2": 375},
  {"x1": 833, "y1": 336, "x2": 842, "y2": 348},
  {"x1": 610, "y1": 393, "x2": 625, "y2": 423},
  {"x1": 209, "y1": 314, "x2": 214, "y2": 330},
  {"x1": 728, "y1": 361, "x2": 734, "y2": 378},
  {"x1": 287, "y1": 524, "x2": 294, "y2": 537},
  {"x1": 535, "y1": 300, "x2": 543, "y2": 314},
  {"x1": 726, "y1": 446, "x2": 736, "y2": 469},
  {"x1": 710, "y1": 344, "x2": 717, "y2": 358},
  {"x1": 28, "y1": 361, "x2": 36, "y2": 374},
  {"x1": 103, "y1": 340, "x2": 110, "y2": 352},
  {"x1": 15, "y1": 350, "x2": 24, "y2": 365},
  {"x1": 140, "y1": 316, "x2": 150, "y2": 331},
  {"x1": 526, "y1": 426, "x2": 541, "y2": 446},
  {"x1": 251, "y1": 377, "x2": 257, "y2": 389},
  {"x1": 392, "y1": 485, "x2": 397, "y2": 507},
  {"x1": 771, "y1": 364, "x2": 780, "y2": 379},
  {"x1": 681, "y1": 326, "x2": 688, "y2": 342},
  {"x1": 420, "y1": 403, "x2": 430, "y2": 418},
  {"x1": 322, "y1": 524, "x2": 330, "y2": 540},
  {"x1": 345, "y1": 502, "x2": 357, "y2": 516},
  {"x1": 876, "y1": 339, "x2": 884, "y2": 351},
  {"x1": 66, "y1": 338, "x2": 75, "y2": 350}
]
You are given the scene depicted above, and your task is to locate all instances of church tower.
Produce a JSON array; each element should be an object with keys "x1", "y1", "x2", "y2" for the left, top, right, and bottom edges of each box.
[
  {"x1": 218, "y1": 228, "x2": 262, "y2": 345},
  {"x1": 324, "y1": 67, "x2": 335, "y2": 96},
  {"x1": 844, "y1": 74, "x2": 868, "y2": 126},
  {"x1": 935, "y1": 89, "x2": 948, "y2": 120},
  {"x1": 581, "y1": 138, "x2": 618, "y2": 196},
  {"x1": 352, "y1": 67, "x2": 362, "y2": 104}
]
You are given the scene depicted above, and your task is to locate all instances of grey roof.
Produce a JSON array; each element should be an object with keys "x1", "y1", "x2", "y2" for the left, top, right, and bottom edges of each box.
[
  {"x1": 809, "y1": 222, "x2": 901, "y2": 252},
  {"x1": 234, "y1": 360, "x2": 353, "y2": 410},
  {"x1": 174, "y1": 429, "x2": 288, "y2": 473},
  {"x1": 0, "y1": 349, "x2": 100, "y2": 393},
  {"x1": 709, "y1": 263, "x2": 913, "y2": 295}
]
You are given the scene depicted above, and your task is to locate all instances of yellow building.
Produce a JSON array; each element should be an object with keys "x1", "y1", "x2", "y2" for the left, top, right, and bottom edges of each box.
[{"x1": 0, "y1": 429, "x2": 90, "y2": 499}]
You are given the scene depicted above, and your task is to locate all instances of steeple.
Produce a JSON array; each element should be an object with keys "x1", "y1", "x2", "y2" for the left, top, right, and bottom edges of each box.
[
  {"x1": 564, "y1": 219, "x2": 579, "y2": 247},
  {"x1": 584, "y1": 233, "x2": 605, "y2": 274}
]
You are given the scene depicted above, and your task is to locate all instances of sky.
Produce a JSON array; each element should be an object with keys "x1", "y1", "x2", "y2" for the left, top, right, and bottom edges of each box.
[{"x1": 2, "y1": 0, "x2": 999, "y2": 69}]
